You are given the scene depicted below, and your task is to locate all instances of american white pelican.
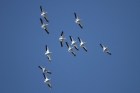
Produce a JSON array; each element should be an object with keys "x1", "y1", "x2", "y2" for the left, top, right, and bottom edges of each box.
[
  {"x1": 78, "y1": 37, "x2": 87, "y2": 52},
  {"x1": 59, "y1": 31, "x2": 66, "y2": 47},
  {"x1": 40, "y1": 6, "x2": 49, "y2": 22},
  {"x1": 100, "y1": 44, "x2": 111, "y2": 55},
  {"x1": 65, "y1": 42, "x2": 76, "y2": 56},
  {"x1": 69, "y1": 36, "x2": 78, "y2": 50},
  {"x1": 45, "y1": 45, "x2": 52, "y2": 62},
  {"x1": 74, "y1": 13, "x2": 83, "y2": 29},
  {"x1": 43, "y1": 73, "x2": 52, "y2": 89},
  {"x1": 38, "y1": 66, "x2": 52, "y2": 74},
  {"x1": 40, "y1": 18, "x2": 49, "y2": 34}
]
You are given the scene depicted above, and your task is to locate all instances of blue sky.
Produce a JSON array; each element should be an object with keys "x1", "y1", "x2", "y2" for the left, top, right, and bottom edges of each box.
[{"x1": 0, "y1": 0, "x2": 140, "y2": 93}]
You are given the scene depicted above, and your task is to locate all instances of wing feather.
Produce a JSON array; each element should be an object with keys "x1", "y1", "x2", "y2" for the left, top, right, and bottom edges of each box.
[
  {"x1": 40, "y1": 6, "x2": 43, "y2": 12},
  {"x1": 69, "y1": 36, "x2": 73, "y2": 41},
  {"x1": 74, "y1": 46, "x2": 79, "y2": 50},
  {"x1": 72, "y1": 52, "x2": 76, "y2": 56},
  {"x1": 45, "y1": 28, "x2": 49, "y2": 34},
  {"x1": 60, "y1": 41, "x2": 63, "y2": 47},
  {"x1": 79, "y1": 23, "x2": 83, "y2": 29},
  {"x1": 74, "y1": 13, "x2": 77, "y2": 19},
  {"x1": 78, "y1": 37, "x2": 81, "y2": 43},
  {"x1": 40, "y1": 18, "x2": 43, "y2": 24},
  {"x1": 38, "y1": 66, "x2": 43, "y2": 69},
  {"x1": 65, "y1": 42, "x2": 69, "y2": 48},
  {"x1": 61, "y1": 31, "x2": 64, "y2": 36},
  {"x1": 100, "y1": 44, "x2": 104, "y2": 48},
  {"x1": 83, "y1": 46, "x2": 87, "y2": 52},
  {"x1": 44, "y1": 16, "x2": 49, "y2": 22},
  {"x1": 43, "y1": 73, "x2": 46, "y2": 79}
]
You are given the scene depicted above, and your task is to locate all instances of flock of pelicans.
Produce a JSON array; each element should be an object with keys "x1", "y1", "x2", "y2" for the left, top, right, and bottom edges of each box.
[{"x1": 38, "y1": 6, "x2": 112, "y2": 89}]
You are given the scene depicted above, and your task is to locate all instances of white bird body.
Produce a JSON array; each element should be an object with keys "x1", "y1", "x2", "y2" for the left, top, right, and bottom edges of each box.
[
  {"x1": 59, "y1": 31, "x2": 66, "y2": 47},
  {"x1": 44, "y1": 78, "x2": 50, "y2": 83},
  {"x1": 41, "y1": 12, "x2": 46, "y2": 17},
  {"x1": 68, "y1": 47, "x2": 73, "y2": 52},
  {"x1": 80, "y1": 41, "x2": 85, "y2": 46},
  {"x1": 41, "y1": 24, "x2": 48, "y2": 29},
  {"x1": 72, "y1": 40, "x2": 76, "y2": 45},
  {"x1": 59, "y1": 36, "x2": 66, "y2": 41},
  {"x1": 45, "y1": 45, "x2": 52, "y2": 62},
  {"x1": 75, "y1": 18, "x2": 80, "y2": 23}
]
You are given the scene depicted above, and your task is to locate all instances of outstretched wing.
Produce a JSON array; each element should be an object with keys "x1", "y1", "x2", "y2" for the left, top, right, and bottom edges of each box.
[
  {"x1": 61, "y1": 31, "x2": 64, "y2": 36},
  {"x1": 60, "y1": 41, "x2": 63, "y2": 47},
  {"x1": 45, "y1": 45, "x2": 48, "y2": 51},
  {"x1": 71, "y1": 51, "x2": 76, "y2": 56},
  {"x1": 69, "y1": 36, "x2": 73, "y2": 41},
  {"x1": 100, "y1": 44, "x2": 104, "y2": 48},
  {"x1": 45, "y1": 28, "x2": 49, "y2": 34},
  {"x1": 78, "y1": 37, "x2": 81, "y2": 43},
  {"x1": 74, "y1": 46, "x2": 79, "y2": 51},
  {"x1": 44, "y1": 16, "x2": 49, "y2": 22},
  {"x1": 47, "y1": 55, "x2": 51, "y2": 62},
  {"x1": 43, "y1": 73, "x2": 46, "y2": 79},
  {"x1": 107, "y1": 51, "x2": 111, "y2": 55},
  {"x1": 83, "y1": 46, "x2": 87, "y2": 52},
  {"x1": 78, "y1": 22, "x2": 83, "y2": 29},
  {"x1": 74, "y1": 13, "x2": 78, "y2": 19},
  {"x1": 38, "y1": 66, "x2": 43, "y2": 70},
  {"x1": 40, "y1": 18, "x2": 43, "y2": 24},
  {"x1": 40, "y1": 6, "x2": 44, "y2": 12},
  {"x1": 65, "y1": 42, "x2": 69, "y2": 48},
  {"x1": 47, "y1": 82, "x2": 52, "y2": 89},
  {"x1": 47, "y1": 71, "x2": 52, "y2": 74}
]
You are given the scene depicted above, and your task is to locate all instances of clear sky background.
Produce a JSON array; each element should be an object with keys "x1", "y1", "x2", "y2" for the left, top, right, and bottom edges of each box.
[{"x1": 0, "y1": 0, "x2": 140, "y2": 93}]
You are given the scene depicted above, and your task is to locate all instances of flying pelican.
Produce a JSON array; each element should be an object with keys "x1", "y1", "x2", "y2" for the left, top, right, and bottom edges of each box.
[
  {"x1": 65, "y1": 42, "x2": 76, "y2": 56},
  {"x1": 43, "y1": 73, "x2": 52, "y2": 89},
  {"x1": 74, "y1": 13, "x2": 83, "y2": 29},
  {"x1": 40, "y1": 18, "x2": 49, "y2": 34},
  {"x1": 40, "y1": 6, "x2": 49, "y2": 22},
  {"x1": 78, "y1": 37, "x2": 87, "y2": 52},
  {"x1": 59, "y1": 31, "x2": 66, "y2": 47},
  {"x1": 45, "y1": 45, "x2": 52, "y2": 62},
  {"x1": 69, "y1": 36, "x2": 78, "y2": 50},
  {"x1": 38, "y1": 66, "x2": 52, "y2": 74},
  {"x1": 100, "y1": 44, "x2": 111, "y2": 55}
]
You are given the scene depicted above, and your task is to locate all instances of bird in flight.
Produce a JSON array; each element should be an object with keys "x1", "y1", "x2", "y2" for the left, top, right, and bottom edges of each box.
[
  {"x1": 38, "y1": 66, "x2": 52, "y2": 74},
  {"x1": 74, "y1": 13, "x2": 83, "y2": 29},
  {"x1": 40, "y1": 18, "x2": 49, "y2": 34},
  {"x1": 100, "y1": 44, "x2": 111, "y2": 55},
  {"x1": 43, "y1": 73, "x2": 52, "y2": 89},
  {"x1": 45, "y1": 45, "x2": 52, "y2": 62},
  {"x1": 78, "y1": 37, "x2": 87, "y2": 52},
  {"x1": 65, "y1": 42, "x2": 76, "y2": 56},
  {"x1": 40, "y1": 6, "x2": 49, "y2": 22},
  {"x1": 69, "y1": 36, "x2": 78, "y2": 50},
  {"x1": 59, "y1": 31, "x2": 66, "y2": 47}
]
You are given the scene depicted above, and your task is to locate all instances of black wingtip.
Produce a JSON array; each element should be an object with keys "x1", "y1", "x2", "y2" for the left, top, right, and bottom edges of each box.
[
  {"x1": 48, "y1": 72, "x2": 52, "y2": 74},
  {"x1": 45, "y1": 18, "x2": 49, "y2": 22},
  {"x1": 47, "y1": 31, "x2": 49, "y2": 34}
]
